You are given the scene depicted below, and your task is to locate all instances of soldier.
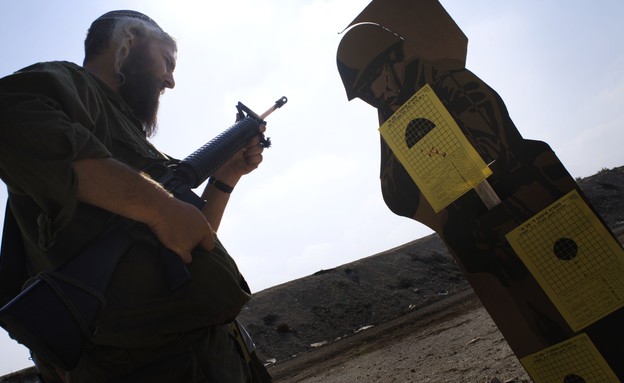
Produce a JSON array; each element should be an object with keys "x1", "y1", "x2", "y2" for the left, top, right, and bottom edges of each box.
[
  {"x1": 337, "y1": 0, "x2": 624, "y2": 379},
  {"x1": 0, "y1": 10, "x2": 270, "y2": 382},
  {"x1": 338, "y1": 15, "x2": 576, "y2": 357}
]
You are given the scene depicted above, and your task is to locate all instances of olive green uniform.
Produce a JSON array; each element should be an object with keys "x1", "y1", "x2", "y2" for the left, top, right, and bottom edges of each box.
[{"x1": 0, "y1": 61, "x2": 253, "y2": 382}]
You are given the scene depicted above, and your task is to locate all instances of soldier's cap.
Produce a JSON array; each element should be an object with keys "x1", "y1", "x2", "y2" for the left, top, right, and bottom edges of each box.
[{"x1": 93, "y1": 10, "x2": 163, "y2": 31}]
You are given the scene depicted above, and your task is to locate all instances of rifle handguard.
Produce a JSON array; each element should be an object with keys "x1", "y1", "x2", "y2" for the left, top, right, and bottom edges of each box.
[{"x1": 173, "y1": 117, "x2": 263, "y2": 188}]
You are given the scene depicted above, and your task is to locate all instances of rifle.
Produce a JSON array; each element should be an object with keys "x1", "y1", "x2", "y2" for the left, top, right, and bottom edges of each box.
[
  {"x1": 0, "y1": 96, "x2": 287, "y2": 370},
  {"x1": 147, "y1": 96, "x2": 287, "y2": 288}
]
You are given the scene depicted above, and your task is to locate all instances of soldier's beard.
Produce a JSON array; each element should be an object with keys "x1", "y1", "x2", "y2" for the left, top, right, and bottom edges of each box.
[{"x1": 118, "y1": 44, "x2": 162, "y2": 136}]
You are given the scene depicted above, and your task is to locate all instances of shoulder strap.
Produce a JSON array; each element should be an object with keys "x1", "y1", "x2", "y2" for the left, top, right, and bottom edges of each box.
[{"x1": 0, "y1": 201, "x2": 29, "y2": 306}]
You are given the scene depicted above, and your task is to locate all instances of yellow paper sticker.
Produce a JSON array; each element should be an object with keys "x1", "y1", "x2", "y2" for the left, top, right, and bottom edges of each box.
[
  {"x1": 521, "y1": 334, "x2": 620, "y2": 383},
  {"x1": 506, "y1": 190, "x2": 624, "y2": 331},
  {"x1": 378, "y1": 83, "x2": 492, "y2": 212}
]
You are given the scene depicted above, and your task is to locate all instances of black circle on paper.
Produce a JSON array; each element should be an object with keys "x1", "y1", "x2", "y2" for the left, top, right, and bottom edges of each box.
[
  {"x1": 405, "y1": 118, "x2": 436, "y2": 149},
  {"x1": 563, "y1": 374, "x2": 586, "y2": 383},
  {"x1": 553, "y1": 237, "x2": 578, "y2": 261}
]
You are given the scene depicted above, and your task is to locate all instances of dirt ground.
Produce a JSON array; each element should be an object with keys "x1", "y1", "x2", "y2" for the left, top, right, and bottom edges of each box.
[{"x1": 269, "y1": 290, "x2": 532, "y2": 383}]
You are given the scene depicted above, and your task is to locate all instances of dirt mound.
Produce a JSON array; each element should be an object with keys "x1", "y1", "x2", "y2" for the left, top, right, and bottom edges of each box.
[{"x1": 239, "y1": 233, "x2": 469, "y2": 363}]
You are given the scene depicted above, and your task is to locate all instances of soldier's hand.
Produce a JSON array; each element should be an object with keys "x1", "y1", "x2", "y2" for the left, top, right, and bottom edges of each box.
[
  {"x1": 148, "y1": 197, "x2": 215, "y2": 263},
  {"x1": 214, "y1": 124, "x2": 266, "y2": 181}
]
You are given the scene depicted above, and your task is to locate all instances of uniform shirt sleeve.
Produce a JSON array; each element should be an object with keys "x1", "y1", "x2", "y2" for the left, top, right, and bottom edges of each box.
[{"x1": 0, "y1": 63, "x2": 112, "y2": 249}]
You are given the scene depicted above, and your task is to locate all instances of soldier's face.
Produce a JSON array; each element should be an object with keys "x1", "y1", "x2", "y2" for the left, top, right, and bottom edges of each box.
[
  {"x1": 369, "y1": 50, "x2": 405, "y2": 110},
  {"x1": 352, "y1": 47, "x2": 406, "y2": 114},
  {"x1": 118, "y1": 38, "x2": 176, "y2": 132}
]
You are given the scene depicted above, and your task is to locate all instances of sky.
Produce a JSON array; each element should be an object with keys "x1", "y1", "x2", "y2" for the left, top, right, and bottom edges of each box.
[{"x1": 0, "y1": 0, "x2": 623, "y2": 375}]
